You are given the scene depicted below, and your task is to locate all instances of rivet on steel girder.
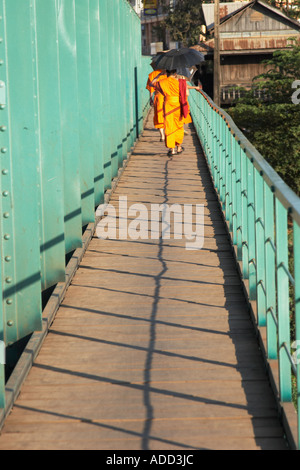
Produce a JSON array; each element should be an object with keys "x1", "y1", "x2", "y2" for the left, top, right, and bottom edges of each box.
[
  {"x1": 4, "y1": 233, "x2": 10, "y2": 240},
  {"x1": 2, "y1": 169, "x2": 8, "y2": 175},
  {"x1": 1, "y1": 147, "x2": 7, "y2": 153},
  {"x1": 0, "y1": 125, "x2": 6, "y2": 132},
  {"x1": 2, "y1": 190, "x2": 8, "y2": 197},
  {"x1": 5, "y1": 276, "x2": 12, "y2": 283},
  {"x1": 3, "y1": 212, "x2": 9, "y2": 218},
  {"x1": 7, "y1": 320, "x2": 13, "y2": 327},
  {"x1": 6, "y1": 299, "x2": 12, "y2": 305},
  {"x1": 4, "y1": 255, "x2": 11, "y2": 262}
]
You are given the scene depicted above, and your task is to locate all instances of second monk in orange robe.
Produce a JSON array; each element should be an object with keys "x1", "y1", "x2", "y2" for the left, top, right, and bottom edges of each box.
[
  {"x1": 155, "y1": 72, "x2": 187, "y2": 156},
  {"x1": 146, "y1": 69, "x2": 167, "y2": 141}
]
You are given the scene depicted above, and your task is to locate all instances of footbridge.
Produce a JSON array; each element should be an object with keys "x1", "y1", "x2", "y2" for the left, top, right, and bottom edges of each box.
[{"x1": 0, "y1": 0, "x2": 299, "y2": 451}]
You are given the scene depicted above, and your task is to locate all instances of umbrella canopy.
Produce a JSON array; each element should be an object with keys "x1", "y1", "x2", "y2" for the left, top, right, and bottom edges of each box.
[
  {"x1": 176, "y1": 65, "x2": 197, "y2": 81},
  {"x1": 154, "y1": 47, "x2": 204, "y2": 71},
  {"x1": 150, "y1": 51, "x2": 166, "y2": 70}
]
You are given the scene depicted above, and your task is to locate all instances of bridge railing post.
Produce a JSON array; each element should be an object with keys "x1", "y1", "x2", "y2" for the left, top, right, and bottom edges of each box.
[
  {"x1": 276, "y1": 200, "x2": 292, "y2": 402},
  {"x1": 235, "y1": 143, "x2": 242, "y2": 261},
  {"x1": 264, "y1": 183, "x2": 277, "y2": 360},
  {"x1": 255, "y1": 169, "x2": 267, "y2": 327},
  {"x1": 231, "y1": 135, "x2": 238, "y2": 244},
  {"x1": 294, "y1": 220, "x2": 300, "y2": 449}
]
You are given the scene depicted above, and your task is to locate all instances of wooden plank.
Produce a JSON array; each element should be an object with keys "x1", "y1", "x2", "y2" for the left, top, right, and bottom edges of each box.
[{"x1": 0, "y1": 112, "x2": 288, "y2": 450}]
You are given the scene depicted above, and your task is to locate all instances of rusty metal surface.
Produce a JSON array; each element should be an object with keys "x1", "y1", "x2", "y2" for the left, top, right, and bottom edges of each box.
[
  {"x1": 202, "y1": 2, "x2": 249, "y2": 29},
  {"x1": 199, "y1": 36, "x2": 298, "y2": 53},
  {"x1": 221, "y1": 36, "x2": 297, "y2": 51}
]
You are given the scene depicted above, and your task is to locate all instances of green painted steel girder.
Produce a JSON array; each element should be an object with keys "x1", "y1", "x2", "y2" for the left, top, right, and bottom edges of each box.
[{"x1": 0, "y1": 0, "x2": 151, "y2": 410}]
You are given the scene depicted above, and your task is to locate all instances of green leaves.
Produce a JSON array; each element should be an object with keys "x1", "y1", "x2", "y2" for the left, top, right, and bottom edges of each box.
[
  {"x1": 160, "y1": 0, "x2": 205, "y2": 47},
  {"x1": 228, "y1": 45, "x2": 300, "y2": 195},
  {"x1": 251, "y1": 44, "x2": 300, "y2": 103}
]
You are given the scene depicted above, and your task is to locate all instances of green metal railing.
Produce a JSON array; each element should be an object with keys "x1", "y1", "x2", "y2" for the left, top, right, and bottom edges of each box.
[
  {"x1": 190, "y1": 89, "x2": 300, "y2": 449},
  {"x1": 0, "y1": 0, "x2": 151, "y2": 408}
]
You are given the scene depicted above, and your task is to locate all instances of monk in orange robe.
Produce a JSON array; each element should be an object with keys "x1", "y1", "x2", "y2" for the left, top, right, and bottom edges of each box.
[
  {"x1": 154, "y1": 70, "x2": 200, "y2": 156},
  {"x1": 152, "y1": 72, "x2": 183, "y2": 155},
  {"x1": 146, "y1": 69, "x2": 167, "y2": 141}
]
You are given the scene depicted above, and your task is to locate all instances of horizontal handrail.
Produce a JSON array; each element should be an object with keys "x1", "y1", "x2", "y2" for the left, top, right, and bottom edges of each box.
[{"x1": 193, "y1": 90, "x2": 300, "y2": 226}]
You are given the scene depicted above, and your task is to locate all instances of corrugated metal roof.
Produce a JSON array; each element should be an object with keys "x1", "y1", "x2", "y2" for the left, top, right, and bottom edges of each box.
[
  {"x1": 204, "y1": 0, "x2": 300, "y2": 31},
  {"x1": 202, "y1": 1, "x2": 250, "y2": 28}
]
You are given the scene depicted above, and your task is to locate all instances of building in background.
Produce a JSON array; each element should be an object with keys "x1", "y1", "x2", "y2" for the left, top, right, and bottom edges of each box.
[
  {"x1": 129, "y1": 0, "x2": 144, "y2": 16},
  {"x1": 130, "y1": 0, "x2": 300, "y2": 98},
  {"x1": 196, "y1": 0, "x2": 300, "y2": 104},
  {"x1": 130, "y1": 0, "x2": 178, "y2": 55}
]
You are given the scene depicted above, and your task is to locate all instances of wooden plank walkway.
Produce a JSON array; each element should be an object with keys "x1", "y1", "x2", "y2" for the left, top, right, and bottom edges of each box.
[{"x1": 0, "y1": 111, "x2": 289, "y2": 450}]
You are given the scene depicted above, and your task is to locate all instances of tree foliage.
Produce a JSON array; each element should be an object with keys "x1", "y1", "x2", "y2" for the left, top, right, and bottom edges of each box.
[
  {"x1": 229, "y1": 103, "x2": 300, "y2": 193},
  {"x1": 160, "y1": 0, "x2": 205, "y2": 47},
  {"x1": 265, "y1": 0, "x2": 300, "y2": 21},
  {"x1": 228, "y1": 44, "x2": 300, "y2": 194},
  {"x1": 251, "y1": 42, "x2": 300, "y2": 103}
]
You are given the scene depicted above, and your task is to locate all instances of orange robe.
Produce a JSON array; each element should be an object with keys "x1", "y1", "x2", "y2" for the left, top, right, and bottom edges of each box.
[
  {"x1": 146, "y1": 70, "x2": 166, "y2": 129},
  {"x1": 179, "y1": 79, "x2": 192, "y2": 124},
  {"x1": 155, "y1": 76, "x2": 185, "y2": 149}
]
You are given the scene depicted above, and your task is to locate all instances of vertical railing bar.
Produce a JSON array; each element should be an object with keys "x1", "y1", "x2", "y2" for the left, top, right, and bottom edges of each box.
[
  {"x1": 247, "y1": 157, "x2": 256, "y2": 301},
  {"x1": 236, "y1": 143, "x2": 242, "y2": 261},
  {"x1": 115, "y1": 2, "x2": 124, "y2": 169},
  {"x1": 219, "y1": 118, "x2": 226, "y2": 208},
  {"x1": 120, "y1": 0, "x2": 129, "y2": 161},
  {"x1": 276, "y1": 199, "x2": 292, "y2": 402},
  {"x1": 75, "y1": 0, "x2": 95, "y2": 226},
  {"x1": 58, "y1": 0, "x2": 82, "y2": 251},
  {"x1": 241, "y1": 148, "x2": 249, "y2": 280},
  {"x1": 231, "y1": 136, "x2": 237, "y2": 244},
  {"x1": 216, "y1": 112, "x2": 221, "y2": 193},
  {"x1": 293, "y1": 220, "x2": 300, "y2": 449},
  {"x1": 229, "y1": 129, "x2": 233, "y2": 229},
  {"x1": 255, "y1": 168, "x2": 266, "y2": 326},
  {"x1": 224, "y1": 124, "x2": 230, "y2": 223},
  {"x1": 264, "y1": 182, "x2": 277, "y2": 359},
  {"x1": 212, "y1": 109, "x2": 216, "y2": 183}
]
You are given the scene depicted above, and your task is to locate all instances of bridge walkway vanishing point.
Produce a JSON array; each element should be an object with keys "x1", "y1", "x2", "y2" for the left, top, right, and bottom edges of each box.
[{"x1": 0, "y1": 110, "x2": 289, "y2": 450}]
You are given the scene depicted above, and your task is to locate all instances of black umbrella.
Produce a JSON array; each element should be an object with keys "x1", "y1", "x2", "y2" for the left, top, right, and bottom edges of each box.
[
  {"x1": 154, "y1": 48, "x2": 204, "y2": 71},
  {"x1": 150, "y1": 52, "x2": 166, "y2": 70}
]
